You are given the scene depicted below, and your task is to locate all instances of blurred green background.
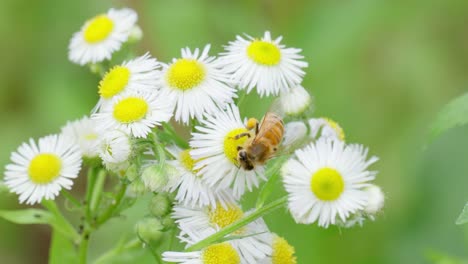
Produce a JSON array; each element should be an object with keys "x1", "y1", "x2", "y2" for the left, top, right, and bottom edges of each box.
[{"x1": 1, "y1": 0, "x2": 468, "y2": 263}]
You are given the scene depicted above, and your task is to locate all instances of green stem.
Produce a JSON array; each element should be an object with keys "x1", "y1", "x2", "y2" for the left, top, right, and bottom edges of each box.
[
  {"x1": 78, "y1": 233, "x2": 89, "y2": 264},
  {"x1": 255, "y1": 156, "x2": 288, "y2": 208},
  {"x1": 42, "y1": 200, "x2": 80, "y2": 242},
  {"x1": 161, "y1": 122, "x2": 189, "y2": 149},
  {"x1": 93, "y1": 238, "x2": 141, "y2": 264},
  {"x1": 61, "y1": 189, "x2": 81, "y2": 209},
  {"x1": 95, "y1": 183, "x2": 128, "y2": 227},
  {"x1": 89, "y1": 169, "x2": 107, "y2": 217},
  {"x1": 185, "y1": 196, "x2": 288, "y2": 251},
  {"x1": 85, "y1": 167, "x2": 98, "y2": 221}
]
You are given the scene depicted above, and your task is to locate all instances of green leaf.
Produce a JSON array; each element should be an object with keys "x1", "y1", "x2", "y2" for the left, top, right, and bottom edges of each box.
[
  {"x1": 49, "y1": 230, "x2": 78, "y2": 264},
  {"x1": 456, "y1": 202, "x2": 468, "y2": 225},
  {"x1": 0, "y1": 209, "x2": 54, "y2": 225},
  {"x1": 428, "y1": 92, "x2": 468, "y2": 143}
]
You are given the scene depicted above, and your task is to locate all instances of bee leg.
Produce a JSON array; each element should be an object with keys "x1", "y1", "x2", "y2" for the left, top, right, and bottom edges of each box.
[
  {"x1": 237, "y1": 146, "x2": 243, "y2": 151},
  {"x1": 255, "y1": 122, "x2": 259, "y2": 135},
  {"x1": 233, "y1": 132, "x2": 251, "y2": 140}
]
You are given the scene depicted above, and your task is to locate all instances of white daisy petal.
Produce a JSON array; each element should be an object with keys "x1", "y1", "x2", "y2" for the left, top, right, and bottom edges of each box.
[
  {"x1": 69, "y1": 8, "x2": 138, "y2": 65},
  {"x1": 282, "y1": 139, "x2": 378, "y2": 227},
  {"x1": 158, "y1": 45, "x2": 237, "y2": 124},
  {"x1": 92, "y1": 90, "x2": 173, "y2": 138},
  {"x1": 4, "y1": 134, "x2": 82, "y2": 205},
  {"x1": 220, "y1": 31, "x2": 308, "y2": 97}
]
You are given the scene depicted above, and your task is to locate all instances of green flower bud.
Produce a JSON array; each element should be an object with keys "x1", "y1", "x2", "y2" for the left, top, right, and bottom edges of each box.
[
  {"x1": 129, "y1": 179, "x2": 147, "y2": 196},
  {"x1": 161, "y1": 215, "x2": 175, "y2": 229},
  {"x1": 141, "y1": 163, "x2": 180, "y2": 192},
  {"x1": 149, "y1": 193, "x2": 172, "y2": 217},
  {"x1": 136, "y1": 217, "x2": 164, "y2": 242},
  {"x1": 125, "y1": 163, "x2": 139, "y2": 182}
]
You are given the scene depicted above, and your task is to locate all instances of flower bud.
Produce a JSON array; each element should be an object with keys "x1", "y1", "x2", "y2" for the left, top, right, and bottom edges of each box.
[
  {"x1": 127, "y1": 25, "x2": 143, "y2": 43},
  {"x1": 279, "y1": 84, "x2": 313, "y2": 116},
  {"x1": 142, "y1": 163, "x2": 179, "y2": 192},
  {"x1": 136, "y1": 217, "x2": 164, "y2": 242},
  {"x1": 364, "y1": 185, "x2": 384, "y2": 215},
  {"x1": 161, "y1": 215, "x2": 175, "y2": 229},
  {"x1": 130, "y1": 179, "x2": 147, "y2": 196},
  {"x1": 282, "y1": 121, "x2": 308, "y2": 149},
  {"x1": 125, "y1": 163, "x2": 139, "y2": 182},
  {"x1": 149, "y1": 193, "x2": 172, "y2": 217}
]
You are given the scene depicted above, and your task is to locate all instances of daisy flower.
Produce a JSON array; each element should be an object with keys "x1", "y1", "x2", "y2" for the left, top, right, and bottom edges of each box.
[
  {"x1": 190, "y1": 104, "x2": 265, "y2": 198},
  {"x1": 98, "y1": 129, "x2": 131, "y2": 172},
  {"x1": 282, "y1": 139, "x2": 378, "y2": 227},
  {"x1": 166, "y1": 146, "x2": 236, "y2": 208},
  {"x1": 259, "y1": 234, "x2": 297, "y2": 264},
  {"x1": 173, "y1": 202, "x2": 272, "y2": 263},
  {"x1": 220, "y1": 31, "x2": 308, "y2": 97},
  {"x1": 92, "y1": 91, "x2": 173, "y2": 138},
  {"x1": 157, "y1": 45, "x2": 237, "y2": 124},
  {"x1": 61, "y1": 116, "x2": 100, "y2": 158},
  {"x1": 279, "y1": 84, "x2": 312, "y2": 116},
  {"x1": 4, "y1": 134, "x2": 82, "y2": 204},
  {"x1": 69, "y1": 8, "x2": 137, "y2": 65},
  {"x1": 94, "y1": 53, "x2": 160, "y2": 112},
  {"x1": 308, "y1": 117, "x2": 345, "y2": 142},
  {"x1": 163, "y1": 242, "x2": 241, "y2": 264}
]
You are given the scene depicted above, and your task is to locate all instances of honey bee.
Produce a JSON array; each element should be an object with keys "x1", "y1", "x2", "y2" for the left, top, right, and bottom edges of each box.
[{"x1": 235, "y1": 111, "x2": 284, "y2": 171}]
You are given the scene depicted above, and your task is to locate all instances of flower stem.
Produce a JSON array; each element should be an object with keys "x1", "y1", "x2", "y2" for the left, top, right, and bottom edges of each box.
[
  {"x1": 78, "y1": 232, "x2": 89, "y2": 264},
  {"x1": 61, "y1": 189, "x2": 82, "y2": 209},
  {"x1": 95, "y1": 182, "x2": 128, "y2": 227},
  {"x1": 85, "y1": 167, "x2": 98, "y2": 221},
  {"x1": 185, "y1": 196, "x2": 288, "y2": 251},
  {"x1": 161, "y1": 122, "x2": 189, "y2": 149},
  {"x1": 89, "y1": 169, "x2": 107, "y2": 216},
  {"x1": 42, "y1": 200, "x2": 80, "y2": 242}
]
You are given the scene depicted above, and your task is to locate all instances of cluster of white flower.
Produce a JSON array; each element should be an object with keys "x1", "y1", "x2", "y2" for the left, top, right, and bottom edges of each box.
[{"x1": 3, "y1": 7, "x2": 385, "y2": 264}]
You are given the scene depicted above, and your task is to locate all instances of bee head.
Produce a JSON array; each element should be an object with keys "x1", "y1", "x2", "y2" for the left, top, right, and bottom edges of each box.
[{"x1": 237, "y1": 149, "x2": 254, "y2": 171}]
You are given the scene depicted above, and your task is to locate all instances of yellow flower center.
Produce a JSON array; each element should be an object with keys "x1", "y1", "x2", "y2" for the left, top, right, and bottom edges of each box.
[
  {"x1": 99, "y1": 66, "x2": 131, "y2": 99},
  {"x1": 311, "y1": 168, "x2": 345, "y2": 201},
  {"x1": 202, "y1": 243, "x2": 240, "y2": 264},
  {"x1": 166, "y1": 59, "x2": 206, "y2": 90},
  {"x1": 272, "y1": 236, "x2": 297, "y2": 264},
  {"x1": 84, "y1": 133, "x2": 98, "y2": 140},
  {"x1": 180, "y1": 149, "x2": 195, "y2": 171},
  {"x1": 223, "y1": 128, "x2": 249, "y2": 165},
  {"x1": 208, "y1": 203, "x2": 244, "y2": 232},
  {"x1": 113, "y1": 97, "x2": 149, "y2": 123},
  {"x1": 83, "y1": 15, "x2": 114, "y2": 44},
  {"x1": 28, "y1": 153, "x2": 62, "y2": 184},
  {"x1": 247, "y1": 40, "x2": 281, "y2": 66},
  {"x1": 324, "y1": 118, "x2": 345, "y2": 141}
]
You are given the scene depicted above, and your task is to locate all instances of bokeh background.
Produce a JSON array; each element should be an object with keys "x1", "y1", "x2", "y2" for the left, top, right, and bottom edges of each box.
[{"x1": 1, "y1": 0, "x2": 468, "y2": 263}]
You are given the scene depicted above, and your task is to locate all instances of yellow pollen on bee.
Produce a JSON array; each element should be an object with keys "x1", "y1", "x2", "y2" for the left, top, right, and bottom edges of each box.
[
  {"x1": 202, "y1": 243, "x2": 240, "y2": 264},
  {"x1": 83, "y1": 15, "x2": 114, "y2": 43},
  {"x1": 166, "y1": 59, "x2": 206, "y2": 90},
  {"x1": 28, "y1": 153, "x2": 62, "y2": 184},
  {"x1": 311, "y1": 167, "x2": 345, "y2": 201},
  {"x1": 324, "y1": 118, "x2": 345, "y2": 141},
  {"x1": 208, "y1": 203, "x2": 244, "y2": 234},
  {"x1": 223, "y1": 128, "x2": 249, "y2": 165},
  {"x1": 247, "y1": 40, "x2": 281, "y2": 66},
  {"x1": 99, "y1": 66, "x2": 131, "y2": 99},
  {"x1": 113, "y1": 97, "x2": 149, "y2": 123},
  {"x1": 272, "y1": 235, "x2": 297, "y2": 264}
]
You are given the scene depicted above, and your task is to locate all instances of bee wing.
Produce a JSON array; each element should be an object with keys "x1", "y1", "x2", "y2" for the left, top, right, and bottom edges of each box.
[{"x1": 252, "y1": 111, "x2": 284, "y2": 145}]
